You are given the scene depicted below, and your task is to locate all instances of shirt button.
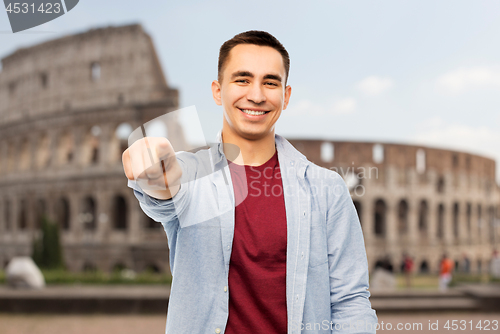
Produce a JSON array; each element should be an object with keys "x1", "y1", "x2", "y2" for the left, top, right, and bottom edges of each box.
[
  {"x1": 296, "y1": 295, "x2": 299, "y2": 301},
  {"x1": 227, "y1": 245, "x2": 230, "y2": 250},
  {"x1": 215, "y1": 328, "x2": 221, "y2": 334},
  {"x1": 290, "y1": 161, "x2": 294, "y2": 166},
  {"x1": 224, "y1": 286, "x2": 228, "y2": 292},
  {"x1": 303, "y1": 211, "x2": 306, "y2": 216},
  {"x1": 301, "y1": 252, "x2": 304, "y2": 259}
]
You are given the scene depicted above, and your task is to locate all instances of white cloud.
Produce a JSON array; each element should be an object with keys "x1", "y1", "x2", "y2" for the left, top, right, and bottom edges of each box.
[
  {"x1": 436, "y1": 66, "x2": 500, "y2": 94},
  {"x1": 331, "y1": 97, "x2": 357, "y2": 114},
  {"x1": 285, "y1": 97, "x2": 356, "y2": 116},
  {"x1": 356, "y1": 76, "x2": 393, "y2": 96}
]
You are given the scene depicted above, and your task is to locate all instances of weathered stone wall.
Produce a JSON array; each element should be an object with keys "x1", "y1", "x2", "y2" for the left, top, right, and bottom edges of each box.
[
  {"x1": 290, "y1": 139, "x2": 500, "y2": 274},
  {"x1": 0, "y1": 24, "x2": 178, "y2": 273}
]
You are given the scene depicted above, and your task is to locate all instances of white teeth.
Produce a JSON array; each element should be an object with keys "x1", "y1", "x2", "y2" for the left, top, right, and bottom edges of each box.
[{"x1": 241, "y1": 109, "x2": 267, "y2": 116}]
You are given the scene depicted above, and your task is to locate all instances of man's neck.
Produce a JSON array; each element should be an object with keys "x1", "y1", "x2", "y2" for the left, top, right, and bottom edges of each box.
[{"x1": 221, "y1": 130, "x2": 276, "y2": 166}]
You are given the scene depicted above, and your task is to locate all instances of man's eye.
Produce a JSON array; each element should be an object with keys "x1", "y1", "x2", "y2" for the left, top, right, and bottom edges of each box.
[
  {"x1": 235, "y1": 79, "x2": 248, "y2": 83},
  {"x1": 265, "y1": 82, "x2": 278, "y2": 86}
]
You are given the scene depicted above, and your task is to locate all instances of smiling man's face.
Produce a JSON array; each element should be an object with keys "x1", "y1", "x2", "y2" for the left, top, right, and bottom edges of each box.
[{"x1": 212, "y1": 44, "x2": 291, "y2": 142}]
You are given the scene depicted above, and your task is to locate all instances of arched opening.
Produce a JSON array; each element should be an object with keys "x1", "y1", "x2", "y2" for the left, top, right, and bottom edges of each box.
[
  {"x1": 488, "y1": 206, "x2": 495, "y2": 244},
  {"x1": 58, "y1": 131, "x2": 74, "y2": 164},
  {"x1": 419, "y1": 260, "x2": 429, "y2": 273},
  {"x1": 353, "y1": 200, "x2": 362, "y2": 225},
  {"x1": 477, "y1": 204, "x2": 482, "y2": 237},
  {"x1": 114, "y1": 123, "x2": 133, "y2": 162},
  {"x1": 418, "y1": 200, "x2": 428, "y2": 235},
  {"x1": 437, "y1": 176, "x2": 445, "y2": 194},
  {"x1": 90, "y1": 126, "x2": 101, "y2": 164},
  {"x1": 4, "y1": 199, "x2": 11, "y2": 231},
  {"x1": 437, "y1": 203, "x2": 445, "y2": 240},
  {"x1": 19, "y1": 138, "x2": 30, "y2": 171},
  {"x1": 37, "y1": 133, "x2": 50, "y2": 169},
  {"x1": 81, "y1": 197, "x2": 96, "y2": 230},
  {"x1": 398, "y1": 200, "x2": 409, "y2": 235},
  {"x1": 374, "y1": 199, "x2": 386, "y2": 237},
  {"x1": 453, "y1": 202, "x2": 460, "y2": 239},
  {"x1": 56, "y1": 198, "x2": 70, "y2": 230},
  {"x1": 466, "y1": 203, "x2": 472, "y2": 237},
  {"x1": 19, "y1": 199, "x2": 27, "y2": 230},
  {"x1": 113, "y1": 195, "x2": 127, "y2": 230},
  {"x1": 35, "y1": 199, "x2": 46, "y2": 230}
]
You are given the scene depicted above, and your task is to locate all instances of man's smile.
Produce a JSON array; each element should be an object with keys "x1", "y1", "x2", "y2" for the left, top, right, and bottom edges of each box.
[{"x1": 237, "y1": 107, "x2": 271, "y2": 116}]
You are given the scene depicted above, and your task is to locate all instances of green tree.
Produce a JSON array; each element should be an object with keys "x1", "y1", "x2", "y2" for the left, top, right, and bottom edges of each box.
[{"x1": 31, "y1": 216, "x2": 64, "y2": 269}]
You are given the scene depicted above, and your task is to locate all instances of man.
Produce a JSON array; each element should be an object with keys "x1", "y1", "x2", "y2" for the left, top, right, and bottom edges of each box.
[{"x1": 123, "y1": 31, "x2": 377, "y2": 333}]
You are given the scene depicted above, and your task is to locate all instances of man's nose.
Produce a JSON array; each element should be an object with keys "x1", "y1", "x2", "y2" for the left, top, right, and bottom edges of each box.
[{"x1": 246, "y1": 83, "x2": 266, "y2": 104}]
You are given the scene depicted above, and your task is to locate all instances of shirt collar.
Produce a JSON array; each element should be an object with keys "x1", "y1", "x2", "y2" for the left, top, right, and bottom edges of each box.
[{"x1": 214, "y1": 130, "x2": 308, "y2": 179}]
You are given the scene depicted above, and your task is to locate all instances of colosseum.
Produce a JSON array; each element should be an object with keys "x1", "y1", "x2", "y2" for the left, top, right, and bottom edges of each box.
[{"x1": 0, "y1": 24, "x2": 499, "y2": 275}]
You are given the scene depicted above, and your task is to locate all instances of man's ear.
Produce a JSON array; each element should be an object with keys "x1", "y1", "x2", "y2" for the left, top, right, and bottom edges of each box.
[
  {"x1": 283, "y1": 85, "x2": 292, "y2": 110},
  {"x1": 212, "y1": 80, "x2": 222, "y2": 106}
]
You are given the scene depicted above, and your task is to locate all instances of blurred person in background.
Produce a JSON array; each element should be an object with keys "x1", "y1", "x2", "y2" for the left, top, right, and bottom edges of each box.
[{"x1": 439, "y1": 253, "x2": 454, "y2": 292}]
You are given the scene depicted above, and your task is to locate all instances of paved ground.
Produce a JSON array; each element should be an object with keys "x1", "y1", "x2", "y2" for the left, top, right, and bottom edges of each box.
[{"x1": 1, "y1": 313, "x2": 499, "y2": 334}]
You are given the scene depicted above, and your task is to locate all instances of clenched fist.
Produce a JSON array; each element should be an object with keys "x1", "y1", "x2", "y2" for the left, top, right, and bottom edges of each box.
[{"x1": 122, "y1": 137, "x2": 182, "y2": 200}]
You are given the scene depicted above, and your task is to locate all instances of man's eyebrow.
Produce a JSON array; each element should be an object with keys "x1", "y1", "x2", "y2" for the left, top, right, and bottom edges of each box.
[
  {"x1": 231, "y1": 71, "x2": 254, "y2": 79},
  {"x1": 263, "y1": 74, "x2": 282, "y2": 82}
]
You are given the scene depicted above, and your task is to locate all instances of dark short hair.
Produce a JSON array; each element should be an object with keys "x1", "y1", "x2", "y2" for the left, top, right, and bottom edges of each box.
[{"x1": 218, "y1": 30, "x2": 290, "y2": 84}]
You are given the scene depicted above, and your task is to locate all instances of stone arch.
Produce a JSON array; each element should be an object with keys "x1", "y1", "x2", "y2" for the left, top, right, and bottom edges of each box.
[
  {"x1": 19, "y1": 137, "x2": 30, "y2": 171},
  {"x1": 81, "y1": 196, "x2": 96, "y2": 230},
  {"x1": 82, "y1": 126, "x2": 101, "y2": 165},
  {"x1": 35, "y1": 199, "x2": 47, "y2": 229},
  {"x1": 466, "y1": 203, "x2": 472, "y2": 236},
  {"x1": 418, "y1": 200, "x2": 428, "y2": 234},
  {"x1": 37, "y1": 132, "x2": 50, "y2": 169},
  {"x1": 477, "y1": 204, "x2": 482, "y2": 236},
  {"x1": 437, "y1": 203, "x2": 445, "y2": 240},
  {"x1": 353, "y1": 200, "x2": 362, "y2": 225},
  {"x1": 419, "y1": 260, "x2": 429, "y2": 273},
  {"x1": 397, "y1": 199, "x2": 409, "y2": 235},
  {"x1": 112, "y1": 195, "x2": 128, "y2": 230},
  {"x1": 436, "y1": 176, "x2": 445, "y2": 193},
  {"x1": 57, "y1": 131, "x2": 74, "y2": 165},
  {"x1": 4, "y1": 198, "x2": 11, "y2": 231},
  {"x1": 374, "y1": 199, "x2": 386, "y2": 237},
  {"x1": 56, "y1": 197, "x2": 70, "y2": 230},
  {"x1": 453, "y1": 202, "x2": 460, "y2": 239},
  {"x1": 18, "y1": 198, "x2": 27, "y2": 230},
  {"x1": 111, "y1": 122, "x2": 133, "y2": 162},
  {"x1": 7, "y1": 140, "x2": 16, "y2": 172},
  {"x1": 488, "y1": 206, "x2": 495, "y2": 243}
]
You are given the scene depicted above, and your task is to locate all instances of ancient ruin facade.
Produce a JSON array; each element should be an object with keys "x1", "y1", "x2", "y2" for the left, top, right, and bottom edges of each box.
[
  {"x1": 1, "y1": 24, "x2": 499, "y2": 276},
  {"x1": 0, "y1": 24, "x2": 178, "y2": 273},
  {"x1": 289, "y1": 139, "x2": 500, "y2": 274}
]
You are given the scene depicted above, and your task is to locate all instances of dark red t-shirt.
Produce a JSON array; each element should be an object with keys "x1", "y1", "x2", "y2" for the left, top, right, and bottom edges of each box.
[{"x1": 225, "y1": 150, "x2": 287, "y2": 334}]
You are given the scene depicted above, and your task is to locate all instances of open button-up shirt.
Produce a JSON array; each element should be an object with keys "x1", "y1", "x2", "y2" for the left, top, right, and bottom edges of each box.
[{"x1": 128, "y1": 133, "x2": 378, "y2": 334}]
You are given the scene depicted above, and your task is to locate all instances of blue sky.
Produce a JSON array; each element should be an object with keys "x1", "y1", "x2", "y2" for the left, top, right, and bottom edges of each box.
[{"x1": 1, "y1": 0, "x2": 500, "y2": 182}]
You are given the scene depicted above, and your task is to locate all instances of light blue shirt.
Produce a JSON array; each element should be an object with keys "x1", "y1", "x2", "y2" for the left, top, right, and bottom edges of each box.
[{"x1": 128, "y1": 133, "x2": 378, "y2": 333}]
